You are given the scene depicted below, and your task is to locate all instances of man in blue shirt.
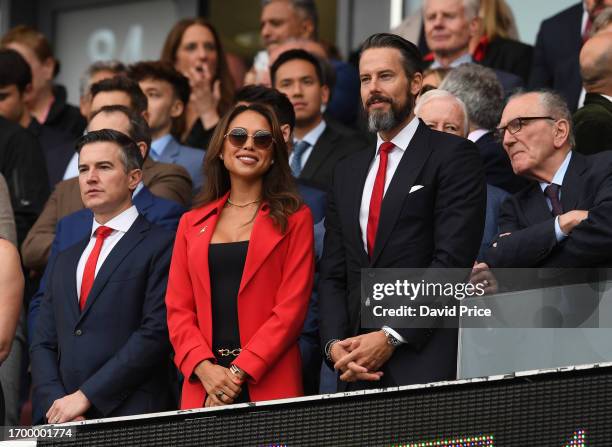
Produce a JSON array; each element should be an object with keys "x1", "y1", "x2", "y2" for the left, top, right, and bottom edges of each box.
[{"x1": 129, "y1": 61, "x2": 204, "y2": 195}]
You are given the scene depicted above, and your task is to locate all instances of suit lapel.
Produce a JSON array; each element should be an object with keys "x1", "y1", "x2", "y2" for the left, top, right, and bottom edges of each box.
[
  {"x1": 77, "y1": 215, "x2": 149, "y2": 323},
  {"x1": 560, "y1": 152, "x2": 586, "y2": 212},
  {"x1": 300, "y1": 126, "x2": 336, "y2": 180},
  {"x1": 156, "y1": 136, "x2": 179, "y2": 164},
  {"x1": 238, "y1": 206, "x2": 285, "y2": 294},
  {"x1": 371, "y1": 122, "x2": 432, "y2": 265},
  {"x1": 523, "y1": 184, "x2": 554, "y2": 224},
  {"x1": 64, "y1": 238, "x2": 90, "y2": 322},
  {"x1": 351, "y1": 148, "x2": 376, "y2": 265}
]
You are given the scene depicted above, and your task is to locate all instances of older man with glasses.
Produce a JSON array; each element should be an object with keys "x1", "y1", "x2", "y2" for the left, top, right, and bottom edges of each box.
[{"x1": 479, "y1": 89, "x2": 612, "y2": 268}]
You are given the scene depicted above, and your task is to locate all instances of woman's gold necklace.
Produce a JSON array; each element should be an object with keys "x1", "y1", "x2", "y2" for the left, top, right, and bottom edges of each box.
[{"x1": 226, "y1": 197, "x2": 261, "y2": 208}]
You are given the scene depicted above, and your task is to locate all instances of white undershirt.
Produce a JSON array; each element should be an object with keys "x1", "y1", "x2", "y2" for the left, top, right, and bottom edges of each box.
[
  {"x1": 75, "y1": 205, "x2": 138, "y2": 300},
  {"x1": 359, "y1": 117, "x2": 419, "y2": 253}
]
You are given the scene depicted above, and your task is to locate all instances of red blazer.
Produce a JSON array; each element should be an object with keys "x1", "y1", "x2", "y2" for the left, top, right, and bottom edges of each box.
[{"x1": 165, "y1": 192, "x2": 314, "y2": 409}]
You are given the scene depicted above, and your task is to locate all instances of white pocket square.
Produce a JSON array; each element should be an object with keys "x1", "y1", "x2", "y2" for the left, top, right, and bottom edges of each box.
[{"x1": 409, "y1": 185, "x2": 424, "y2": 194}]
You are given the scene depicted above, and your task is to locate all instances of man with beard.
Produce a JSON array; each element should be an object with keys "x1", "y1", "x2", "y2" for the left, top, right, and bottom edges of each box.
[{"x1": 319, "y1": 33, "x2": 486, "y2": 390}]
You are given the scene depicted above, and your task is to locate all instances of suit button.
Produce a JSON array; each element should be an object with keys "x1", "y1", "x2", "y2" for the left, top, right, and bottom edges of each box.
[{"x1": 75, "y1": 329, "x2": 82, "y2": 336}]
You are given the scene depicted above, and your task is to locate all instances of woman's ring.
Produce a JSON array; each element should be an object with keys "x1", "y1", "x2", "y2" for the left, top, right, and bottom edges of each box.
[{"x1": 216, "y1": 391, "x2": 224, "y2": 399}]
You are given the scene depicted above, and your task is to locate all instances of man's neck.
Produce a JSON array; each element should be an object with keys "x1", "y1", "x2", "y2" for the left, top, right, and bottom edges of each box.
[
  {"x1": 434, "y1": 48, "x2": 470, "y2": 68},
  {"x1": 379, "y1": 113, "x2": 415, "y2": 142},
  {"x1": 93, "y1": 201, "x2": 133, "y2": 225},
  {"x1": 151, "y1": 125, "x2": 172, "y2": 142},
  {"x1": 529, "y1": 149, "x2": 571, "y2": 184},
  {"x1": 294, "y1": 115, "x2": 323, "y2": 141},
  {"x1": 19, "y1": 111, "x2": 32, "y2": 129}
]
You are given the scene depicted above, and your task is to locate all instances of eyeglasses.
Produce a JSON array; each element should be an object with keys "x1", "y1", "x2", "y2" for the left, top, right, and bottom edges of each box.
[
  {"x1": 495, "y1": 116, "x2": 556, "y2": 141},
  {"x1": 224, "y1": 127, "x2": 275, "y2": 150}
]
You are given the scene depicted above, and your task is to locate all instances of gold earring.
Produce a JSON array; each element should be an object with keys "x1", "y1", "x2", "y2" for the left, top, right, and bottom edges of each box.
[{"x1": 220, "y1": 154, "x2": 224, "y2": 160}]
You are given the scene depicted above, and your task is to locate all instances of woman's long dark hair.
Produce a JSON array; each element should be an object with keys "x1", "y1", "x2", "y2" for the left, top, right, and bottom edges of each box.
[
  {"x1": 194, "y1": 103, "x2": 302, "y2": 233},
  {"x1": 161, "y1": 18, "x2": 235, "y2": 118}
]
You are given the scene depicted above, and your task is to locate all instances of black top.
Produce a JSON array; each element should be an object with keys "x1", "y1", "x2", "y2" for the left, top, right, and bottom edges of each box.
[
  {"x1": 0, "y1": 116, "x2": 50, "y2": 245},
  {"x1": 209, "y1": 240, "x2": 250, "y2": 403}
]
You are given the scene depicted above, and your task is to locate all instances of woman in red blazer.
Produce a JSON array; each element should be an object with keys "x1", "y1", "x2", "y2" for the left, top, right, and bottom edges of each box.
[{"x1": 165, "y1": 103, "x2": 314, "y2": 409}]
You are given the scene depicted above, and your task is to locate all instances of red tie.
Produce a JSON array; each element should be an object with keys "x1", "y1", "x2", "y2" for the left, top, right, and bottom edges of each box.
[
  {"x1": 366, "y1": 142, "x2": 395, "y2": 258},
  {"x1": 80, "y1": 226, "x2": 113, "y2": 310}
]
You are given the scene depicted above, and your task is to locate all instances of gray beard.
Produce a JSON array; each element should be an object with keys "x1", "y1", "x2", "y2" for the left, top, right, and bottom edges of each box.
[
  {"x1": 367, "y1": 109, "x2": 398, "y2": 132},
  {"x1": 367, "y1": 99, "x2": 413, "y2": 133}
]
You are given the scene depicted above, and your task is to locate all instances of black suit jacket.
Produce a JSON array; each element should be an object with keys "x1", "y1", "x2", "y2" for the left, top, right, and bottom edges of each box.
[
  {"x1": 299, "y1": 121, "x2": 367, "y2": 190},
  {"x1": 481, "y1": 37, "x2": 534, "y2": 84},
  {"x1": 485, "y1": 151, "x2": 612, "y2": 268},
  {"x1": 529, "y1": 3, "x2": 583, "y2": 111},
  {"x1": 31, "y1": 215, "x2": 176, "y2": 422},
  {"x1": 573, "y1": 93, "x2": 612, "y2": 156},
  {"x1": 319, "y1": 121, "x2": 486, "y2": 387},
  {"x1": 0, "y1": 116, "x2": 50, "y2": 245},
  {"x1": 475, "y1": 131, "x2": 529, "y2": 194},
  {"x1": 27, "y1": 118, "x2": 76, "y2": 188}
]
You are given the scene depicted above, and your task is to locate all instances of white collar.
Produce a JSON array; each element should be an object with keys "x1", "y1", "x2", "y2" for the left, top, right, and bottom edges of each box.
[
  {"x1": 91, "y1": 205, "x2": 138, "y2": 236},
  {"x1": 375, "y1": 116, "x2": 420, "y2": 154}
]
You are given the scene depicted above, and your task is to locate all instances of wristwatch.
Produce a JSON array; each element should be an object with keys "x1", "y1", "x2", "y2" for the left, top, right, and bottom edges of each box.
[{"x1": 381, "y1": 328, "x2": 402, "y2": 347}]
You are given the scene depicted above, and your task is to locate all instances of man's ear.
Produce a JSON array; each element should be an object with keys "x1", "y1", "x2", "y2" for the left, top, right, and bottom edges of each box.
[
  {"x1": 280, "y1": 123, "x2": 291, "y2": 143},
  {"x1": 299, "y1": 19, "x2": 315, "y2": 39},
  {"x1": 320, "y1": 85, "x2": 330, "y2": 107},
  {"x1": 468, "y1": 15, "x2": 482, "y2": 39},
  {"x1": 136, "y1": 141, "x2": 148, "y2": 158},
  {"x1": 553, "y1": 119, "x2": 571, "y2": 148},
  {"x1": 410, "y1": 72, "x2": 423, "y2": 96},
  {"x1": 170, "y1": 98, "x2": 184, "y2": 119},
  {"x1": 128, "y1": 168, "x2": 143, "y2": 191}
]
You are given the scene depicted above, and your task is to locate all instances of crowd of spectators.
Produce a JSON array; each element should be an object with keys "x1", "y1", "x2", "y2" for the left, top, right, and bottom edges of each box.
[{"x1": 0, "y1": 0, "x2": 611, "y2": 426}]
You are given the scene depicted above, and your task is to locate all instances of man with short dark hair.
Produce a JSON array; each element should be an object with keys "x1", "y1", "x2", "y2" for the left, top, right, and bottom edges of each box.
[
  {"x1": 22, "y1": 100, "x2": 191, "y2": 273},
  {"x1": 320, "y1": 33, "x2": 485, "y2": 390},
  {"x1": 270, "y1": 49, "x2": 366, "y2": 189},
  {"x1": 129, "y1": 61, "x2": 204, "y2": 193},
  {"x1": 0, "y1": 48, "x2": 74, "y2": 187},
  {"x1": 31, "y1": 129, "x2": 175, "y2": 423},
  {"x1": 483, "y1": 90, "x2": 612, "y2": 268}
]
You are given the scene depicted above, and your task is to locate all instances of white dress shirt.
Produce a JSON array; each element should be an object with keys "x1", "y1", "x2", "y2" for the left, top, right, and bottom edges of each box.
[
  {"x1": 358, "y1": 117, "x2": 420, "y2": 345},
  {"x1": 289, "y1": 119, "x2": 327, "y2": 169},
  {"x1": 75, "y1": 205, "x2": 139, "y2": 300},
  {"x1": 467, "y1": 128, "x2": 490, "y2": 143},
  {"x1": 359, "y1": 117, "x2": 420, "y2": 252}
]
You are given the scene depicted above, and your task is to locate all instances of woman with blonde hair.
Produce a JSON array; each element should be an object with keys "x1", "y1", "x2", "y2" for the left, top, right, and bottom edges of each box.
[{"x1": 470, "y1": 0, "x2": 533, "y2": 83}]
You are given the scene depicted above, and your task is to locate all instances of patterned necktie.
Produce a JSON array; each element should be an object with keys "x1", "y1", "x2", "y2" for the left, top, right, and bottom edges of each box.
[
  {"x1": 80, "y1": 226, "x2": 113, "y2": 311},
  {"x1": 544, "y1": 184, "x2": 563, "y2": 217},
  {"x1": 290, "y1": 140, "x2": 310, "y2": 177},
  {"x1": 366, "y1": 142, "x2": 395, "y2": 258}
]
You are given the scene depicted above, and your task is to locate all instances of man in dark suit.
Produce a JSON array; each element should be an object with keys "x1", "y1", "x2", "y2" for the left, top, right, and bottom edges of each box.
[
  {"x1": 31, "y1": 129, "x2": 175, "y2": 424},
  {"x1": 573, "y1": 32, "x2": 612, "y2": 155},
  {"x1": 320, "y1": 33, "x2": 486, "y2": 390},
  {"x1": 422, "y1": 0, "x2": 523, "y2": 96},
  {"x1": 440, "y1": 63, "x2": 528, "y2": 193},
  {"x1": 270, "y1": 49, "x2": 367, "y2": 190},
  {"x1": 482, "y1": 90, "x2": 612, "y2": 268},
  {"x1": 529, "y1": 1, "x2": 612, "y2": 111}
]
